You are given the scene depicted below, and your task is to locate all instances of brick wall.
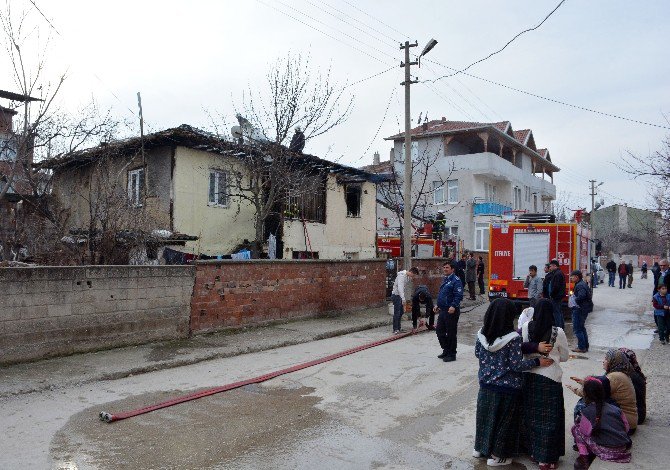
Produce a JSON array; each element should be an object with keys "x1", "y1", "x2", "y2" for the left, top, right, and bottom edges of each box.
[
  {"x1": 190, "y1": 259, "x2": 387, "y2": 332},
  {"x1": 0, "y1": 266, "x2": 194, "y2": 364}
]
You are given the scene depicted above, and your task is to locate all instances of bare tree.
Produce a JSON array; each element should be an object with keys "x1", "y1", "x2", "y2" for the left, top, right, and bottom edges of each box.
[{"x1": 239, "y1": 53, "x2": 354, "y2": 146}]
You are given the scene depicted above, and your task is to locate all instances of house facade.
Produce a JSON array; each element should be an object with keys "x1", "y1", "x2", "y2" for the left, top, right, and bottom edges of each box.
[
  {"x1": 46, "y1": 125, "x2": 379, "y2": 261},
  {"x1": 373, "y1": 119, "x2": 559, "y2": 253}
]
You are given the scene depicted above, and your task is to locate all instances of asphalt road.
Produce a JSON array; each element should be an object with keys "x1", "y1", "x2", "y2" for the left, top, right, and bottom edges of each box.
[{"x1": 0, "y1": 278, "x2": 660, "y2": 469}]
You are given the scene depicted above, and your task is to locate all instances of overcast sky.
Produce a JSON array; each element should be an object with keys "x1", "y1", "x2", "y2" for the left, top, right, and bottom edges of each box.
[{"x1": 3, "y1": 0, "x2": 669, "y2": 211}]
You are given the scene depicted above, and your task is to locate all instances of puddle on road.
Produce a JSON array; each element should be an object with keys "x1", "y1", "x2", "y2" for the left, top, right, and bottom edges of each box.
[{"x1": 50, "y1": 385, "x2": 325, "y2": 469}]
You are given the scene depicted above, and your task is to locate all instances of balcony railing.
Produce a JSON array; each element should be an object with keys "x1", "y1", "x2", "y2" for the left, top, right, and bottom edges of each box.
[{"x1": 473, "y1": 200, "x2": 513, "y2": 217}]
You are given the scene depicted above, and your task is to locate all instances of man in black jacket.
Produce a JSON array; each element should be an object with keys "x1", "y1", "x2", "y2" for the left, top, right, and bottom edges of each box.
[
  {"x1": 411, "y1": 285, "x2": 435, "y2": 331},
  {"x1": 606, "y1": 259, "x2": 617, "y2": 287},
  {"x1": 543, "y1": 259, "x2": 566, "y2": 329}
]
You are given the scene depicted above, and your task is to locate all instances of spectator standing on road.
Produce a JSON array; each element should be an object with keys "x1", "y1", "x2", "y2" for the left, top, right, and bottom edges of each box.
[
  {"x1": 542, "y1": 260, "x2": 566, "y2": 329},
  {"x1": 606, "y1": 259, "x2": 617, "y2": 287},
  {"x1": 521, "y1": 299, "x2": 569, "y2": 469},
  {"x1": 652, "y1": 284, "x2": 670, "y2": 345},
  {"x1": 477, "y1": 256, "x2": 486, "y2": 295},
  {"x1": 591, "y1": 259, "x2": 599, "y2": 289},
  {"x1": 569, "y1": 270, "x2": 592, "y2": 353},
  {"x1": 411, "y1": 284, "x2": 435, "y2": 332},
  {"x1": 618, "y1": 261, "x2": 628, "y2": 289},
  {"x1": 619, "y1": 348, "x2": 646, "y2": 425},
  {"x1": 457, "y1": 255, "x2": 467, "y2": 272},
  {"x1": 524, "y1": 265, "x2": 543, "y2": 308},
  {"x1": 466, "y1": 252, "x2": 477, "y2": 300},
  {"x1": 390, "y1": 267, "x2": 418, "y2": 334},
  {"x1": 652, "y1": 259, "x2": 670, "y2": 294},
  {"x1": 641, "y1": 261, "x2": 648, "y2": 279},
  {"x1": 626, "y1": 262, "x2": 634, "y2": 288},
  {"x1": 434, "y1": 261, "x2": 463, "y2": 362},
  {"x1": 571, "y1": 379, "x2": 632, "y2": 469},
  {"x1": 473, "y1": 298, "x2": 553, "y2": 467}
]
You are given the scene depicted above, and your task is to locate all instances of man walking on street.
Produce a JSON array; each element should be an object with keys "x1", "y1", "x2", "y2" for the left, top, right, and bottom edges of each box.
[
  {"x1": 570, "y1": 270, "x2": 592, "y2": 353},
  {"x1": 477, "y1": 256, "x2": 486, "y2": 295},
  {"x1": 606, "y1": 259, "x2": 617, "y2": 287},
  {"x1": 542, "y1": 259, "x2": 566, "y2": 329},
  {"x1": 627, "y1": 261, "x2": 634, "y2": 288},
  {"x1": 618, "y1": 261, "x2": 628, "y2": 289},
  {"x1": 434, "y1": 260, "x2": 463, "y2": 362},
  {"x1": 465, "y1": 252, "x2": 477, "y2": 300},
  {"x1": 391, "y1": 267, "x2": 418, "y2": 334}
]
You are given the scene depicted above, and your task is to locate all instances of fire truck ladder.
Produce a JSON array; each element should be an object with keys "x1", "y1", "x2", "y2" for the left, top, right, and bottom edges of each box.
[{"x1": 556, "y1": 225, "x2": 574, "y2": 267}]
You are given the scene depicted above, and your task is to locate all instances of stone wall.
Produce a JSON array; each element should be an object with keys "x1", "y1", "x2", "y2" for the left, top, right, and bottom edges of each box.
[
  {"x1": 190, "y1": 259, "x2": 387, "y2": 332},
  {"x1": 0, "y1": 266, "x2": 194, "y2": 364}
]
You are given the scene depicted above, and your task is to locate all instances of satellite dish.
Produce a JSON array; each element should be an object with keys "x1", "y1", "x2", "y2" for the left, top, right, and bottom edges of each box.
[{"x1": 231, "y1": 126, "x2": 243, "y2": 140}]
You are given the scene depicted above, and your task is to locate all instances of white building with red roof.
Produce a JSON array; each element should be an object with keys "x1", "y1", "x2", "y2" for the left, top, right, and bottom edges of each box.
[{"x1": 366, "y1": 117, "x2": 559, "y2": 254}]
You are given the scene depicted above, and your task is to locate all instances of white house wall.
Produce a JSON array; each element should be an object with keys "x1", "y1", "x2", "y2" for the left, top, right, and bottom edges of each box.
[
  {"x1": 389, "y1": 137, "x2": 557, "y2": 251},
  {"x1": 283, "y1": 175, "x2": 377, "y2": 259}
]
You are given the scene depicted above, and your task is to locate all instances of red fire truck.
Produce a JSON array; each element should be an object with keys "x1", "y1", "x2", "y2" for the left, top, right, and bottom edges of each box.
[
  {"x1": 377, "y1": 236, "x2": 446, "y2": 258},
  {"x1": 488, "y1": 217, "x2": 592, "y2": 308}
]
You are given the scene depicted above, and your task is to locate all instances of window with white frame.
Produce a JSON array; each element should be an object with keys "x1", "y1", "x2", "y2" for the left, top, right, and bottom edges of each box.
[
  {"x1": 447, "y1": 179, "x2": 458, "y2": 204},
  {"x1": 398, "y1": 141, "x2": 419, "y2": 162},
  {"x1": 127, "y1": 168, "x2": 145, "y2": 206},
  {"x1": 475, "y1": 223, "x2": 490, "y2": 251},
  {"x1": 432, "y1": 181, "x2": 444, "y2": 205},
  {"x1": 208, "y1": 169, "x2": 229, "y2": 207},
  {"x1": 0, "y1": 137, "x2": 17, "y2": 161},
  {"x1": 524, "y1": 185, "x2": 531, "y2": 203},
  {"x1": 446, "y1": 226, "x2": 458, "y2": 238},
  {"x1": 513, "y1": 187, "x2": 522, "y2": 210},
  {"x1": 484, "y1": 183, "x2": 497, "y2": 202},
  {"x1": 533, "y1": 194, "x2": 538, "y2": 212}
]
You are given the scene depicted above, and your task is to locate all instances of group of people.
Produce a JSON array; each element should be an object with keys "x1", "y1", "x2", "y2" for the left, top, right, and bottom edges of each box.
[
  {"x1": 605, "y1": 259, "x2": 635, "y2": 289},
  {"x1": 474, "y1": 297, "x2": 645, "y2": 469}
]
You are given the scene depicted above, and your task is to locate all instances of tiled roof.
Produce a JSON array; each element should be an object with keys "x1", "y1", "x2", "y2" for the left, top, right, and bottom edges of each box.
[
  {"x1": 537, "y1": 148, "x2": 548, "y2": 158},
  {"x1": 360, "y1": 160, "x2": 393, "y2": 174},
  {"x1": 386, "y1": 120, "x2": 510, "y2": 140},
  {"x1": 513, "y1": 129, "x2": 531, "y2": 145}
]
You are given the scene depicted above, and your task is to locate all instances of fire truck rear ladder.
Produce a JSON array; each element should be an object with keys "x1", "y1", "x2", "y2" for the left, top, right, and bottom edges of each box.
[{"x1": 556, "y1": 225, "x2": 574, "y2": 267}]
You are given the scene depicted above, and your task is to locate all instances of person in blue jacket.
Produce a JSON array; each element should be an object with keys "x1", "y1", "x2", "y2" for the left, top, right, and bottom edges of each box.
[{"x1": 433, "y1": 260, "x2": 464, "y2": 362}]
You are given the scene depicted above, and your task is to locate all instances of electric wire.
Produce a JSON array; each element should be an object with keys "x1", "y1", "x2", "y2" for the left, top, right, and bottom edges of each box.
[
  {"x1": 341, "y1": 0, "x2": 406, "y2": 40},
  {"x1": 260, "y1": 0, "x2": 394, "y2": 64},
  {"x1": 425, "y1": 59, "x2": 670, "y2": 130},
  {"x1": 343, "y1": 66, "x2": 396, "y2": 89},
  {"x1": 422, "y1": 63, "x2": 492, "y2": 121},
  {"x1": 303, "y1": 0, "x2": 398, "y2": 48},
  {"x1": 355, "y1": 85, "x2": 397, "y2": 163},
  {"x1": 429, "y1": 0, "x2": 568, "y2": 81}
]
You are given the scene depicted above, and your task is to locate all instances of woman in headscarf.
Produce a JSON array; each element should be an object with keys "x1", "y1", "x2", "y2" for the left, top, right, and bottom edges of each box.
[
  {"x1": 473, "y1": 298, "x2": 553, "y2": 467},
  {"x1": 521, "y1": 299, "x2": 569, "y2": 469},
  {"x1": 567, "y1": 348, "x2": 638, "y2": 433},
  {"x1": 619, "y1": 347, "x2": 646, "y2": 424}
]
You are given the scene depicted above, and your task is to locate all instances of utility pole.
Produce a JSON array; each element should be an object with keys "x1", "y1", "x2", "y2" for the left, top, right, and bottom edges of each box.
[
  {"x1": 589, "y1": 179, "x2": 603, "y2": 261},
  {"x1": 400, "y1": 40, "x2": 418, "y2": 272}
]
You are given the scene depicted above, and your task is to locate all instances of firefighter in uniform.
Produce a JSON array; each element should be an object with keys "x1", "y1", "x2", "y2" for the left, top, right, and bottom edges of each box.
[{"x1": 434, "y1": 260, "x2": 464, "y2": 362}]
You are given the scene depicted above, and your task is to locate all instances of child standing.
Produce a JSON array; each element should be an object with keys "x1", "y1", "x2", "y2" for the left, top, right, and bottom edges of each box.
[
  {"x1": 652, "y1": 284, "x2": 670, "y2": 344},
  {"x1": 571, "y1": 378, "x2": 632, "y2": 469}
]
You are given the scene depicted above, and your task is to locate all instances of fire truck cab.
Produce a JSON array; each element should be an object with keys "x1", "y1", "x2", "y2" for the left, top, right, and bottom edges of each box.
[{"x1": 488, "y1": 213, "x2": 592, "y2": 309}]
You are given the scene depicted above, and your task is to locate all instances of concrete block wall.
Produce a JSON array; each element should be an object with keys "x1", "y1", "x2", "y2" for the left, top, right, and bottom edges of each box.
[
  {"x1": 0, "y1": 266, "x2": 194, "y2": 364},
  {"x1": 191, "y1": 259, "x2": 387, "y2": 332}
]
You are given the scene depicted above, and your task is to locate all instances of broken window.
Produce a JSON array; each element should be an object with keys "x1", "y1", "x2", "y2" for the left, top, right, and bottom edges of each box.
[
  {"x1": 345, "y1": 184, "x2": 362, "y2": 218},
  {"x1": 208, "y1": 169, "x2": 229, "y2": 207},
  {"x1": 128, "y1": 168, "x2": 145, "y2": 207},
  {"x1": 284, "y1": 176, "x2": 326, "y2": 223}
]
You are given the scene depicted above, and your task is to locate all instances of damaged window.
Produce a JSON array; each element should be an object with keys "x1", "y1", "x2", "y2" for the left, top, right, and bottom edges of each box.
[
  {"x1": 345, "y1": 184, "x2": 361, "y2": 218},
  {"x1": 208, "y1": 169, "x2": 229, "y2": 207},
  {"x1": 128, "y1": 168, "x2": 145, "y2": 207}
]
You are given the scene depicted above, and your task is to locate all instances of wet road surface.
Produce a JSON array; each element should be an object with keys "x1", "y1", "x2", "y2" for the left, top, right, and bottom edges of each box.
[{"x1": 2, "y1": 278, "x2": 656, "y2": 469}]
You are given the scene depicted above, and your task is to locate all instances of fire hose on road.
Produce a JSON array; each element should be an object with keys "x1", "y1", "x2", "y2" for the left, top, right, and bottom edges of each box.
[{"x1": 99, "y1": 328, "x2": 423, "y2": 423}]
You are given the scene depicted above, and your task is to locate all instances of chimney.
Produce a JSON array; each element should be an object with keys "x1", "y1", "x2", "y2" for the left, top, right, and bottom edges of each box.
[
  {"x1": 389, "y1": 147, "x2": 395, "y2": 165},
  {"x1": 442, "y1": 117, "x2": 446, "y2": 122},
  {"x1": 422, "y1": 122, "x2": 428, "y2": 131},
  {"x1": 373, "y1": 151, "x2": 380, "y2": 165},
  {"x1": 0, "y1": 106, "x2": 17, "y2": 135}
]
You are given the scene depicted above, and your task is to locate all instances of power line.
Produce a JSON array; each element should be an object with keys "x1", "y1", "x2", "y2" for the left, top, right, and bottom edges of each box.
[
  {"x1": 425, "y1": 59, "x2": 670, "y2": 130},
  {"x1": 26, "y1": 0, "x2": 61, "y2": 36},
  {"x1": 343, "y1": 66, "x2": 396, "y2": 89},
  {"x1": 356, "y1": 85, "x2": 397, "y2": 163},
  {"x1": 257, "y1": 0, "x2": 393, "y2": 64},
  {"x1": 422, "y1": 63, "x2": 492, "y2": 121},
  {"x1": 303, "y1": 0, "x2": 398, "y2": 47},
  {"x1": 341, "y1": 0, "x2": 407, "y2": 39},
  {"x1": 423, "y1": 81, "x2": 475, "y2": 121},
  {"x1": 430, "y1": 0, "x2": 568, "y2": 81}
]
